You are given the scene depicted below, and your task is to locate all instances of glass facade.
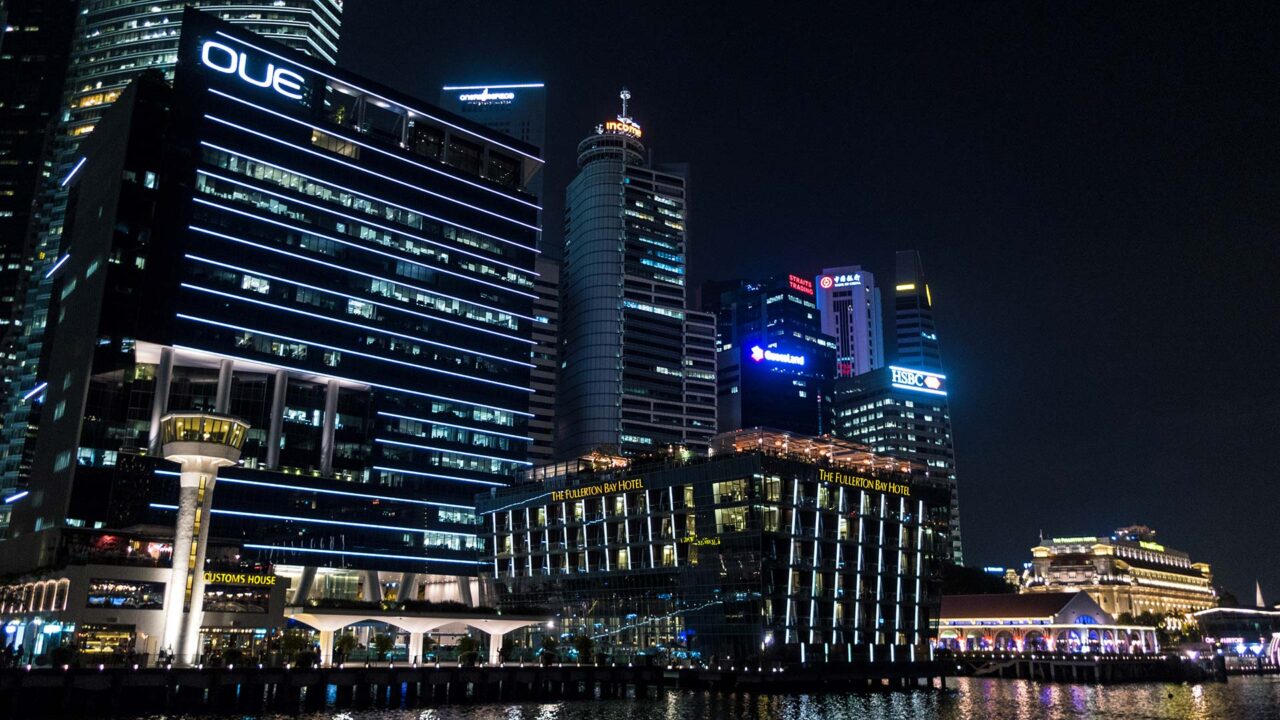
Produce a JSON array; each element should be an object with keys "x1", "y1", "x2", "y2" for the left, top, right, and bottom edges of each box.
[
  {"x1": 7, "y1": 10, "x2": 539, "y2": 581},
  {"x1": 557, "y1": 103, "x2": 715, "y2": 459},
  {"x1": 479, "y1": 443, "x2": 949, "y2": 666}
]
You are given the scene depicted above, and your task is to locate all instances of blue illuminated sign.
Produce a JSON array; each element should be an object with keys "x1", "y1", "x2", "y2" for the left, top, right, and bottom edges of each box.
[
  {"x1": 750, "y1": 346, "x2": 806, "y2": 366},
  {"x1": 889, "y1": 366, "x2": 946, "y2": 396}
]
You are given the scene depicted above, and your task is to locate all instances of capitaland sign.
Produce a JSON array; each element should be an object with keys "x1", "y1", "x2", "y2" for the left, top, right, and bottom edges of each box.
[
  {"x1": 204, "y1": 571, "x2": 277, "y2": 586},
  {"x1": 551, "y1": 478, "x2": 644, "y2": 502},
  {"x1": 818, "y1": 469, "x2": 911, "y2": 497},
  {"x1": 750, "y1": 345, "x2": 806, "y2": 366},
  {"x1": 889, "y1": 366, "x2": 946, "y2": 396},
  {"x1": 200, "y1": 40, "x2": 306, "y2": 101}
]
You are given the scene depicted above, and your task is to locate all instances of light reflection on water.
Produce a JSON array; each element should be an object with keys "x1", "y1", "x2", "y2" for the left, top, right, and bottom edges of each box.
[{"x1": 156, "y1": 676, "x2": 1280, "y2": 720}]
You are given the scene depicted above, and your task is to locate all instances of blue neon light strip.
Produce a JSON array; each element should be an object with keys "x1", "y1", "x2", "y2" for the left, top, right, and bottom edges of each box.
[
  {"x1": 175, "y1": 313, "x2": 534, "y2": 392},
  {"x1": 890, "y1": 383, "x2": 948, "y2": 396},
  {"x1": 189, "y1": 225, "x2": 536, "y2": 322},
  {"x1": 205, "y1": 115, "x2": 539, "y2": 233},
  {"x1": 200, "y1": 142, "x2": 536, "y2": 254},
  {"x1": 192, "y1": 196, "x2": 537, "y2": 300},
  {"x1": 185, "y1": 254, "x2": 533, "y2": 345},
  {"x1": 157, "y1": 474, "x2": 474, "y2": 509},
  {"x1": 171, "y1": 344, "x2": 534, "y2": 417},
  {"x1": 181, "y1": 283, "x2": 534, "y2": 369},
  {"x1": 4, "y1": 491, "x2": 29, "y2": 504},
  {"x1": 214, "y1": 30, "x2": 542, "y2": 164},
  {"x1": 376, "y1": 411, "x2": 530, "y2": 442},
  {"x1": 371, "y1": 465, "x2": 505, "y2": 487},
  {"x1": 442, "y1": 83, "x2": 544, "y2": 90},
  {"x1": 242, "y1": 543, "x2": 483, "y2": 566},
  {"x1": 207, "y1": 89, "x2": 540, "y2": 210},
  {"x1": 148, "y1": 503, "x2": 475, "y2": 537},
  {"x1": 60, "y1": 157, "x2": 86, "y2": 187},
  {"x1": 198, "y1": 169, "x2": 537, "y2": 277},
  {"x1": 43, "y1": 255, "x2": 70, "y2": 279},
  {"x1": 21, "y1": 382, "x2": 47, "y2": 402},
  {"x1": 375, "y1": 438, "x2": 532, "y2": 466}
]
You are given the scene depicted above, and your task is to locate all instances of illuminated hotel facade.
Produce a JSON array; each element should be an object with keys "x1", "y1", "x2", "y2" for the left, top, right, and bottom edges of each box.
[
  {"x1": 1, "y1": 0, "x2": 344, "y2": 505},
  {"x1": 1018, "y1": 526, "x2": 1217, "y2": 617},
  {"x1": 556, "y1": 91, "x2": 716, "y2": 459},
  {"x1": 0, "y1": 8, "x2": 539, "y2": 657},
  {"x1": 480, "y1": 429, "x2": 950, "y2": 667}
]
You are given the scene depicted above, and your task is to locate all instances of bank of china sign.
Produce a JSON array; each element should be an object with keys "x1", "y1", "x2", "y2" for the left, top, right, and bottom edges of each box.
[
  {"x1": 889, "y1": 366, "x2": 946, "y2": 396},
  {"x1": 551, "y1": 478, "x2": 644, "y2": 502},
  {"x1": 201, "y1": 40, "x2": 306, "y2": 100}
]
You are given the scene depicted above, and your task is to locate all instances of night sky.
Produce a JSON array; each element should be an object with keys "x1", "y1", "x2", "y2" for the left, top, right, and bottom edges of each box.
[{"x1": 340, "y1": 2, "x2": 1280, "y2": 600}]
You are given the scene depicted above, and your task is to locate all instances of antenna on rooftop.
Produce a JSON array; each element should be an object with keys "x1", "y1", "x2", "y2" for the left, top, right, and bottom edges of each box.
[{"x1": 619, "y1": 87, "x2": 632, "y2": 121}]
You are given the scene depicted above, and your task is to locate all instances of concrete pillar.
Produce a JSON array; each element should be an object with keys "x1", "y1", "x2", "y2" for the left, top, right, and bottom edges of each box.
[
  {"x1": 457, "y1": 576, "x2": 474, "y2": 607},
  {"x1": 319, "y1": 629, "x2": 334, "y2": 666},
  {"x1": 398, "y1": 572, "x2": 417, "y2": 602},
  {"x1": 147, "y1": 347, "x2": 175, "y2": 453},
  {"x1": 214, "y1": 359, "x2": 234, "y2": 414},
  {"x1": 319, "y1": 379, "x2": 339, "y2": 475},
  {"x1": 408, "y1": 632, "x2": 422, "y2": 663},
  {"x1": 160, "y1": 476, "x2": 202, "y2": 657},
  {"x1": 292, "y1": 566, "x2": 317, "y2": 605},
  {"x1": 265, "y1": 369, "x2": 287, "y2": 469},
  {"x1": 487, "y1": 631, "x2": 504, "y2": 665},
  {"x1": 364, "y1": 569, "x2": 382, "y2": 603},
  {"x1": 179, "y1": 476, "x2": 218, "y2": 662}
]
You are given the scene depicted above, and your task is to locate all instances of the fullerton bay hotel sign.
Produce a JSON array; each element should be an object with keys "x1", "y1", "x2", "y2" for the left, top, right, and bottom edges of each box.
[
  {"x1": 551, "y1": 478, "x2": 645, "y2": 502},
  {"x1": 817, "y1": 469, "x2": 912, "y2": 497}
]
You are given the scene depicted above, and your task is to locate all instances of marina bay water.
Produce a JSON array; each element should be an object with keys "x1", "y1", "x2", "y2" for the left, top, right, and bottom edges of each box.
[{"x1": 158, "y1": 676, "x2": 1280, "y2": 720}]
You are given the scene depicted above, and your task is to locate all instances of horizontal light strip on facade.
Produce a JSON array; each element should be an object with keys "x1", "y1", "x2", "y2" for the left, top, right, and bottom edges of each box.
[
  {"x1": 242, "y1": 543, "x2": 484, "y2": 566},
  {"x1": 372, "y1": 465, "x2": 506, "y2": 486},
  {"x1": 212, "y1": 476, "x2": 473, "y2": 508},
  {"x1": 200, "y1": 141, "x2": 536, "y2": 254},
  {"x1": 376, "y1": 410, "x2": 531, "y2": 442},
  {"x1": 192, "y1": 196, "x2": 537, "y2": 300},
  {"x1": 214, "y1": 29, "x2": 543, "y2": 164},
  {"x1": 171, "y1": 344, "x2": 534, "y2": 417},
  {"x1": 188, "y1": 224, "x2": 536, "y2": 322},
  {"x1": 204, "y1": 115, "x2": 539, "y2": 232},
  {"x1": 198, "y1": 169, "x2": 536, "y2": 277},
  {"x1": 181, "y1": 283, "x2": 534, "y2": 368},
  {"x1": 186, "y1": 254, "x2": 533, "y2": 345},
  {"x1": 208, "y1": 88, "x2": 540, "y2": 210},
  {"x1": 148, "y1": 503, "x2": 475, "y2": 536},
  {"x1": 375, "y1": 438, "x2": 532, "y2": 465},
  {"x1": 176, "y1": 313, "x2": 534, "y2": 392}
]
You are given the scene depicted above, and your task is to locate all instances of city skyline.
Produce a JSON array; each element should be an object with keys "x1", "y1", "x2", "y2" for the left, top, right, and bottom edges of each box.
[{"x1": 335, "y1": 1, "x2": 1280, "y2": 599}]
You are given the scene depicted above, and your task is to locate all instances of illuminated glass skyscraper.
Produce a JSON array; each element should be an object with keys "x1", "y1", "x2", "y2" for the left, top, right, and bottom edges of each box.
[
  {"x1": 1, "y1": 0, "x2": 343, "y2": 498},
  {"x1": 556, "y1": 90, "x2": 716, "y2": 459},
  {"x1": 893, "y1": 250, "x2": 942, "y2": 371},
  {"x1": 816, "y1": 265, "x2": 884, "y2": 378}
]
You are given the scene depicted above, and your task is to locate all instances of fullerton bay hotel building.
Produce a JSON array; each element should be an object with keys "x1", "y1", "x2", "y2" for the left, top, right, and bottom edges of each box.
[{"x1": 479, "y1": 428, "x2": 951, "y2": 667}]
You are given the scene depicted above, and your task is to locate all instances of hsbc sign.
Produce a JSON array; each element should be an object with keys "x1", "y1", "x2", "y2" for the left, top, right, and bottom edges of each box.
[
  {"x1": 201, "y1": 40, "x2": 306, "y2": 101},
  {"x1": 889, "y1": 366, "x2": 946, "y2": 396}
]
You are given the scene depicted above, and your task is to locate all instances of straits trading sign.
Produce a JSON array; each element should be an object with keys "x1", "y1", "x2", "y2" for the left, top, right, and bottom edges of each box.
[
  {"x1": 551, "y1": 478, "x2": 645, "y2": 502},
  {"x1": 889, "y1": 366, "x2": 947, "y2": 396},
  {"x1": 818, "y1": 469, "x2": 911, "y2": 497},
  {"x1": 200, "y1": 40, "x2": 306, "y2": 101}
]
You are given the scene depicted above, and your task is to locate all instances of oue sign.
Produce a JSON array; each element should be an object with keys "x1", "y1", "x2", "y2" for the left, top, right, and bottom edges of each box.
[
  {"x1": 201, "y1": 40, "x2": 306, "y2": 100},
  {"x1": 889, "y1": 366, "x2": 947, "y2": 395}
]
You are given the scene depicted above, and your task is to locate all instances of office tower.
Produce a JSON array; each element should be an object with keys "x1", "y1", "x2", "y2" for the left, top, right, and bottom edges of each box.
[
  {"x1": 0, "y1": 0, "x2": 78, "y2": 339},
  {"x1": 703, "y1": 274, "x2": 836, "y2": 436},
  {"x1": 528, "y1": 256, "x2": 559, "y2": 463},
  {"x1": 816, "y1": 266, "x2": 883, "y2": 377},
  {"x1": 556, "y1": 90, "x2": 716, "y2": 459},
  {"x1": 437, "y1": 82, "x2": 546, "y2": 220},
  {"x1": 893, "y1": 250, "x2": 942, "y2": 370},
  {"x1": 3, "y1": 6, "x2": 540, "y2": 633},
  {"x1": 0, "y1": 0, "x2": 344, "y2": 499}
]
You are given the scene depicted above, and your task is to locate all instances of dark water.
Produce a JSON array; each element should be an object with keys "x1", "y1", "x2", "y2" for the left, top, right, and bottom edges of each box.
[{"x1": 157, "y1": 676, "x2": 1280, "y2": 720}]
